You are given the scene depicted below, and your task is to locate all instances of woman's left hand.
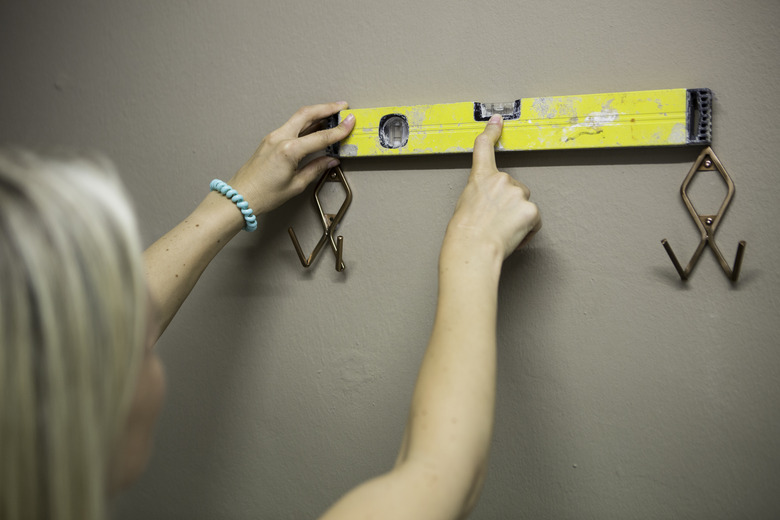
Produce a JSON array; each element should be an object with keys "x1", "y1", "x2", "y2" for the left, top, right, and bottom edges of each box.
[{"x1": 228, "y1": 101, "x2": 355, "y2": 214}]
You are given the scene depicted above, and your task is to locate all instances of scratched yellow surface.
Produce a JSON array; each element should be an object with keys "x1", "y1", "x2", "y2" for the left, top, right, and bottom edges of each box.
[{"x1": 337, "y1": 89, "x2": 691, "y2": 156}]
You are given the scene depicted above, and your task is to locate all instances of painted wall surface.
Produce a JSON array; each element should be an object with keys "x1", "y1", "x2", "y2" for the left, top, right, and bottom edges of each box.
[{"x1": 2, "y1": 1, "x2": 778, "y2": 518}]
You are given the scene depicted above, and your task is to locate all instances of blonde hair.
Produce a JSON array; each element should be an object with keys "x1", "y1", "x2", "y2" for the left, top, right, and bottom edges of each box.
[{"x1": 0, "y1": 149, "x2": 147, "y2": 520}]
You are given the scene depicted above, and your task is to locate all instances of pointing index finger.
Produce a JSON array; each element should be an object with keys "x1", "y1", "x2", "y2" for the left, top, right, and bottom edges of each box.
[{"x1": 471, "y1": 115, "x2": 504, "y2": 175}]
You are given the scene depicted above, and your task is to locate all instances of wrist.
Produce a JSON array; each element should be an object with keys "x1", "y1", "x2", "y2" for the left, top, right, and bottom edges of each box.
[
  {"x1": 209, "y1": 179, "x2": 258, "y2": 232},
  {"x1": 195, "y1": 191, "x2": 246, "y2": 238},
  {"x1": 439, "y1": 232, "x2": 504, "y2": 280},
  {"x1": 437, "y1": 234, "x2": 502, "y2": 328}
]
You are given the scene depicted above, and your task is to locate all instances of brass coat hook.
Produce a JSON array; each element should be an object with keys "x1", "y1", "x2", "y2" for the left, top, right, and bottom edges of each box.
[
  {"x1": 288, "y1": 166, "x2": 352, "y2": 272},
  {"x1": 661, "y1": 147, "x2": 746, "y2": 282}
]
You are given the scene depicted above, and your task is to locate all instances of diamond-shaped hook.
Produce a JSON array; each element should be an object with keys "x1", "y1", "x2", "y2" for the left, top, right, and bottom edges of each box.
[
  {"x1": 288, "y1": 166, "x2": 352, "y2": 272},
  {"x1": 661, "y1": 147, "x2": 746, "y2": 282}
]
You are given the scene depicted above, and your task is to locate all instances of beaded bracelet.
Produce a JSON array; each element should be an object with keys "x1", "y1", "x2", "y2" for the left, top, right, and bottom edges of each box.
[{"x1": 209, "y1": 179, "x2": 257, "y2": 232}]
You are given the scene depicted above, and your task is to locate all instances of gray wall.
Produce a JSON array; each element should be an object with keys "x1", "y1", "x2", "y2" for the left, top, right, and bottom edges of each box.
[{"x1": 2, "y1": 1, "x2": 779, "y2": 518}]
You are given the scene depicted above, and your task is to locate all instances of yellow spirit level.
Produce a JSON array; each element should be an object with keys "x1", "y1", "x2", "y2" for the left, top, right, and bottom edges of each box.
[{"x1": 328, "y1": 88, "x2": 712, "y2": 157}]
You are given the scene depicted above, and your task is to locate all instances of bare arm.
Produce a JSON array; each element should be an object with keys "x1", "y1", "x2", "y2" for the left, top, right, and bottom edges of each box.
[
  {"x1": 320, "y1": 116, "x2": 541, "y2": 519},
  {"x1": 143, "y1": 102, "x2": 356, "y2": 341}
]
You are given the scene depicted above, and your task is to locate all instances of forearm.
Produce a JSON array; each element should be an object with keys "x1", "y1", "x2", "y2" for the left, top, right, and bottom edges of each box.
[
  {"x1": 141, "y1": 103, "x2": 355, "y2": 345},
  {"x1": 400, "y1": 238, "x2": 503, "y2": 501},
  {"x1": 320, "y1": 116, "x2": 539, "y2": 520},
  {"x1": 143, "y1": 191, "x2": 244, "y2": 341},
  {"x1": 321, "y1": 241, "x2": 503, "y2": 520}
]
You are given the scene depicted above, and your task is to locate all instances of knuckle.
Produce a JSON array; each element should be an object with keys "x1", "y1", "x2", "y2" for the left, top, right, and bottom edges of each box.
[
  {"x1": 279, "y1": 140, "x2": 299, "y2": 161},
  {"x1": 519, "y1": 184, "x2": 531, "y2": 200},
  {"x1": 507, "y1": 176, "x2": 531, "y2": 199},
  {"x1": 328, "y1": 124, "x2": 349, "y2": 142},
  {"x1": 297, "y1": 104, "x2": 315, "y2": 119},
  {"x1": 312, "y1": 125, "x2": 346, "y2": 150},
  {"x1": 495, "y1": 172, "x2": 516, "y2": 190},
  {"x1": 523, "y1": 200, "x2": 540, "y2": 221},
  {"x1": 264, "y1": 129, "x2": 283, "y2": 146},
  {"x1": 314, "y1": 126, "x2": 332, "y2": 142}
]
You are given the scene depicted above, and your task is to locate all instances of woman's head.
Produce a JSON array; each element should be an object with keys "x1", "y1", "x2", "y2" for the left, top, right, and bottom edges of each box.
[{"x1": 0, "y1": 149, "x2": 162, "y2": 520}]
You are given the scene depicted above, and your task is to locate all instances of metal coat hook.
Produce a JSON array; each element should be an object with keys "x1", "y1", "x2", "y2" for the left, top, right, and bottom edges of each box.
[
  {"x1": 661, "y1": 146, "x2": 746, "y2": 282},
  {"x1": 288, "y1": 165, "x2": 352, "y2": 271}
]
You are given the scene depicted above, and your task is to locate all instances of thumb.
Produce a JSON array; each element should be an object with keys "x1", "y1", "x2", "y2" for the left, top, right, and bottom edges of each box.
[{"x1": 471, "y1": 115, "x2": 503, "y2": 175}]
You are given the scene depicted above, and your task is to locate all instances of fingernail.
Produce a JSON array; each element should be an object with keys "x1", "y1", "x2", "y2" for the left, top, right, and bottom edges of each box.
[
  {"x1": 327, "y1": 158, "x2": 340, "y2": 169},
  {"x1": 343, "y1": 114, "x2": 355, "y2": 124},
  {"x1": 489, "y1": 114, "x2": 502, "y2": 124}
]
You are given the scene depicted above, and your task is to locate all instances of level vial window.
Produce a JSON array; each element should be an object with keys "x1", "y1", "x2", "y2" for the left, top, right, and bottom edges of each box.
[
  {"x1": 379, "y1": 114, "x2": 409, "y2": 149},
  {"x1": 474, "y1": 100, "x2": 522, "y2": 121}
]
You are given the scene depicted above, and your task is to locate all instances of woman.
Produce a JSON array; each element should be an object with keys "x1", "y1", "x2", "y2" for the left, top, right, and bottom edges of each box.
[{"x1": 0, "y1": 103, "x2": 539, "y2": 519}]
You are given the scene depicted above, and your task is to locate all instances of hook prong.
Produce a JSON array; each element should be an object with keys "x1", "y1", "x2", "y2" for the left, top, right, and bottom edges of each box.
[
  {"x1": 661, "y1": 239, "x2": 688, "y2": 280},
  {"x1": 288, "y1": 227, "x2": 309, "y2": 267},
  {"x1": 731, "y1": 241, "x2": 746, "y2": 282},
  {"x1": 288, "y1": 226, "x2": 329, "y2": 268},
  {"x1": 336, "y1": 236, "x2": 345, "y2": 272}
]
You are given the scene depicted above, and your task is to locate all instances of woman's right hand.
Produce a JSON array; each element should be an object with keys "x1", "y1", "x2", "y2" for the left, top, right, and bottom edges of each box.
[{"x1": 444, "y1": 114, "x2": 541, "y2": 260}]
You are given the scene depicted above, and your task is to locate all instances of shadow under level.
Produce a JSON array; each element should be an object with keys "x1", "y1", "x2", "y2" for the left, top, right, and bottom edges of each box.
[{"x1": 340, "y1": 146, "x2": 701, "y2": 172}]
